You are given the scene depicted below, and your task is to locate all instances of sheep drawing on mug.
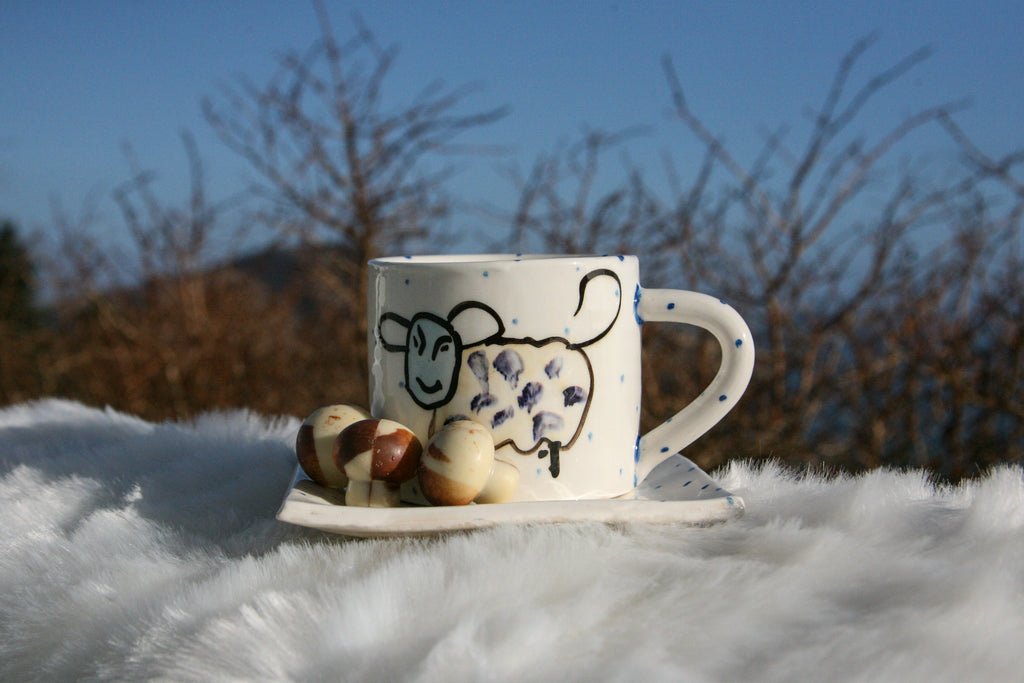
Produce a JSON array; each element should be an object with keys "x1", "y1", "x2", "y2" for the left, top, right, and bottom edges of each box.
[{"x1": 377, "y1": 268, "x2": 622, "y2": 478}]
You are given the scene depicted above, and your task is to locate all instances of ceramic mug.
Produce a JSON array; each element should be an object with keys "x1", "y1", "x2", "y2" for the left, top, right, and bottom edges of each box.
[{"x1": 368, "y1": 254, "x2": 754, "y2": 502}]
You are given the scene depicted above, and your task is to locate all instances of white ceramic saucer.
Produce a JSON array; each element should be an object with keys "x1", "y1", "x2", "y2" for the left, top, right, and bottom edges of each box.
[{"x1": 275, "y1": 454, "x2": 744, "y2": 537}]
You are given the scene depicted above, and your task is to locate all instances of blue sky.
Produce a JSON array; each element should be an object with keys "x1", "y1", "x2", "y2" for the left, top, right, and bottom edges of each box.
[{"x1": 2, "y1": 1, "x2": 1023, "y2": 250}]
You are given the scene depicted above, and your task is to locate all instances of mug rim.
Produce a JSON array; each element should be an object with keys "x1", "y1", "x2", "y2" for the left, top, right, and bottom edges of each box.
[{"x1": 369, "y1": 253, "x2": 637, "y2": 266}]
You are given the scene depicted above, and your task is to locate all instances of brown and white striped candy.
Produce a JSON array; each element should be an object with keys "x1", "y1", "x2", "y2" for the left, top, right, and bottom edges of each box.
[
  {"x1": 334, "y1": 418, "x2": 423, "y2": 507},
  {"x1": 419, "y1": 420, "x2": 516, "y2": 506},
  {"x1": 295, "y1": 404, "x2": 372, "y2": 489}
]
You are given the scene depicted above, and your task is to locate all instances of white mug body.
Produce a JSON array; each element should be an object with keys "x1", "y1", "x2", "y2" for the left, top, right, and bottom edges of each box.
[{"x1": 368, "y1": 254, "x2": 755, "y2": 502}]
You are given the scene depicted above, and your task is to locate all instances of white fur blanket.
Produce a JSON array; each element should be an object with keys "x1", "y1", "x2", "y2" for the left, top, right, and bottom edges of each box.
[{"x1": 1, "y1": 399, "x2": 1022, "y2": 681}]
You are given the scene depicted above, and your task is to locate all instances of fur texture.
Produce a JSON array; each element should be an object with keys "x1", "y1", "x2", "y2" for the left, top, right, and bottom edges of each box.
[{"x1": 1, "y1": 399, "x2": 1022, "y2": 681}]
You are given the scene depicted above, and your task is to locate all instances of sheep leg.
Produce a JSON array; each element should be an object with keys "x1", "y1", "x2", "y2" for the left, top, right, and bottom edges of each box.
[{"x1": 538, "y1": 442, "x2": 562, "y2": 478}]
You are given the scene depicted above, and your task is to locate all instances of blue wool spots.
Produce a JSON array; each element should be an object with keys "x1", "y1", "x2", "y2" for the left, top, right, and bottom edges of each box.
[
  {"x1": 735, "y1": 338, "x2": 743, "y2": 347},
  {"x1": 667, "y1": 302, "x2": 676, "y2": 310},
  {"x1": 482, "y1": 271, "x2": 489, "y2": 277},
  {"x1": 404, "y1": 279, "x2": 410, "y2": 285},
  {"x1": 719, "y1": 395, "x2": 728, "y2": 402},
  {"x1": 660, "y1": 446, "x2": 669, "y2": 453}
]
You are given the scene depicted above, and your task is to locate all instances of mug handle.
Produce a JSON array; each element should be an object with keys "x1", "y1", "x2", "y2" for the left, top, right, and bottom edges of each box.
[{"x1": 635, "y1": 289, "x2": 755, "y2": 482}]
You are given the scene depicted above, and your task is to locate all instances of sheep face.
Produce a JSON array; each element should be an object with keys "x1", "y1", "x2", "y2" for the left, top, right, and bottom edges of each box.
[
  {"x1": 379, "y1": 302, "x2": 504, "y2": 412},
  {"x1": 404, "y1": 313, "x2": 460, "y2": 410}
]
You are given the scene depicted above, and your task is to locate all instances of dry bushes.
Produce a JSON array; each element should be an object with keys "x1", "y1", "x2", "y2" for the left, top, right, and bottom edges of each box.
[
  {"x1": 3, "y1": 31, "x2": 1022, "y2": 480},
  {"x1": 20, "y1": 137, "x2": 367, "y2": 419},
  {"x1": 499, "y1": 37, "x2": 1024, "y2": 479}
]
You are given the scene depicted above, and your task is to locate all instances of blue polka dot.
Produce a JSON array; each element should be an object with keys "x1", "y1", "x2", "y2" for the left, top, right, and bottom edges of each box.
[
  {"x1": 620, "y1": 374, "x2": 626, "y2": 382},
  {"x1": 483, "y1": 271, "x2": 489, "y2": 277},
  {"x1": 719, "y1": 395, "x2": 728, "y2": 402},
  {"x1": 667, "y1": 302, "x2": 675, "y2": 310},
  {"x1": 735, "y1": 339, "x2": 743, "y2": 347},
  {"x1": 398, "y1": 381, "x2": 405, "y2": 388},
  {"x1": 564, "y1": 327, "x2": 570, "y2": 335},
  {"x1": 660, "y1": 446, "x2": 669, "y2": 453},
  {"x1": 701, "y1": 484, "x2": 709, "y2": 490},
  {"x1": 588, "y1": 432, "x2": 594, "y2": 441},
  {"x1": 536, "y1": 468, "x2": 543, "y2": 476},
  {"x1": 404, "y1": 279, "x2": 410, "y2": 285},
  {"x1": 683, "y1": 480, "x2": 692, "y2": 487},
  {"x1": 512, "y1": 318, "x2": 519, "y2": 325},
  {"x1": 617, "y1": 255, "x2": 625, "y2": 261}
]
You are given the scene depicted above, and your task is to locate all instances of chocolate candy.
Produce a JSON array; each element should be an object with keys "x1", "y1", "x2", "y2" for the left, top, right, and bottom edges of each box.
[
  {"x1": 419, "y1": 419, "x2": 518, "y2": 506},
  {"x1": 295, "y1": 404, "x2": 372, "y2": 489},
  {"x1": 334, "y1": 419, "x2": 423, "y2": 507}
]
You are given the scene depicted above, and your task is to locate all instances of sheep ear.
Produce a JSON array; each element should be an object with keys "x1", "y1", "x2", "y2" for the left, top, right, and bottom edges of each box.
[
  {"x1": 448, "y1": 301, "x2": 503, "y2": 346},
  {"x1": 378, "y1": 313, "x2": 411, "y2": 351}
]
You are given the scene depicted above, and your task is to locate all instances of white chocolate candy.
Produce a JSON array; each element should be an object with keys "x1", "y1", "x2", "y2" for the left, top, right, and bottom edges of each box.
[
  {"x1": 419, "y1": 420, "x2": 494, "y2": 506},
  {"x1": 295, "y1": 404, "x2": 372, "y2": 489},
  {"x1": 419, "y1": 420, "x2": 518, "y2": 505},
  {"x1": 474, "y1": 459, "x2": 520, "y2": 505},
  {"x1": 344, "y1": 479, "x2": 402, "y2": 508},
  {"x1": 334, "y1": 418, "x2": 423, "y2": 507}
]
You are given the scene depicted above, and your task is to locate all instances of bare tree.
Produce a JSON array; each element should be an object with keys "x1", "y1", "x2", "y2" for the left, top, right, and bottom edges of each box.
[
  {"x1": 28, "y1": 134, "x2": 286, "y2": 417},
  {"x1": 650, "y1": 35, "x2": 1023, "y2": 477},
  {"x1": 497, "y1": 126, "x2": 660, "y2": 255},
  {"x1": 5, "y1": 24, "x2": 1020, "y2": 478},
  {"x1": 202, "y1": 5, "x2": 507, "y2": 382},
  {"x1": 496, "y1": 35, "x2": 1024, "y2": 479}
]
